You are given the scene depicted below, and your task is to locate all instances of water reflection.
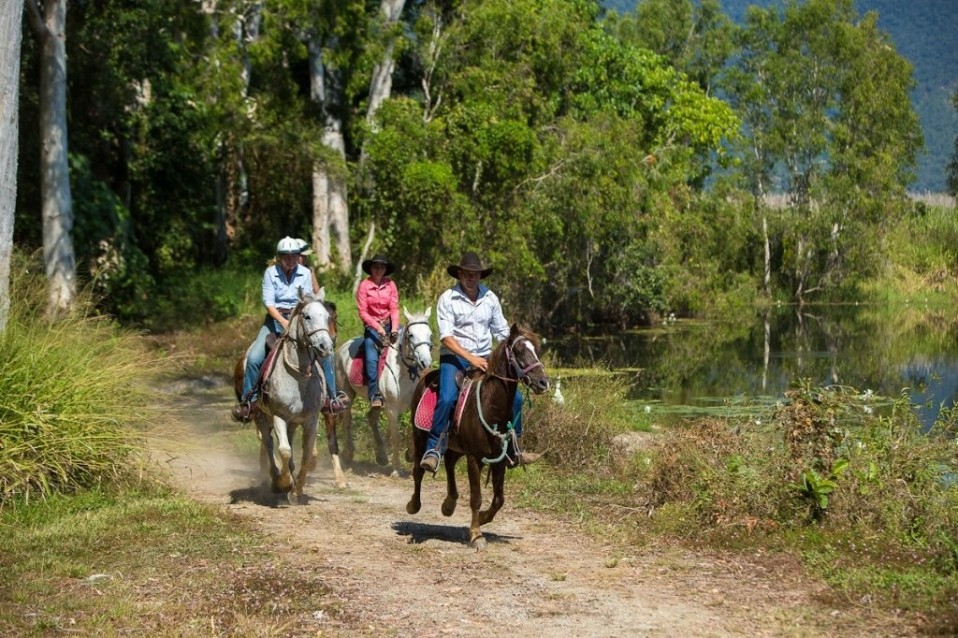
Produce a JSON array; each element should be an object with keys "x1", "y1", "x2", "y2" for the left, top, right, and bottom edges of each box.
[{"x1": 551, "y1": 305, "x2": 958, "y2": 428}]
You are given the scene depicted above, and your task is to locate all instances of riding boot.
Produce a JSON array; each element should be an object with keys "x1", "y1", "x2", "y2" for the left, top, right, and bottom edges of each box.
[
  {"x1": 506, "y1": 439, "x2": 541, "y2": 468},
  {"x1": 231, "y1": 400, "x2": 258, "y2": 423}
]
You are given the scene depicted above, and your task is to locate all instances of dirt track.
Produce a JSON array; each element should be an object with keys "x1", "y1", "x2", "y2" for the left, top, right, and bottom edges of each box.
[{"x1": 154, "y1": 377, "x2": 915, "y2": 637}]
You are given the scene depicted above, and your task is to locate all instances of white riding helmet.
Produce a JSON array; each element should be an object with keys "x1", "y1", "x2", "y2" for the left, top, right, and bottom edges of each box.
[
  {"x1": 294, "y1": 238, "x2": 313, "y2": 255},
  {"x1": 276, "y1": 236, "x2": 302, "y2": 255}
]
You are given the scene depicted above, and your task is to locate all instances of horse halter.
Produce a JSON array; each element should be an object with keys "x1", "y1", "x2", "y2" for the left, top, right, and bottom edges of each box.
[
  {"x1": 282, "y1": 301, "x2": 333, "y2": 379},
  {"x1": 399, "y1": 319, "x2": 433, "y2": 377},
  {"x1": 504, "y1": 335, "x2": 544, "y2": 387}
]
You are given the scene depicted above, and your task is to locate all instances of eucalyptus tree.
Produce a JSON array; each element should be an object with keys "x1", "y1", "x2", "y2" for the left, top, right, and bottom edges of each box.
[
  {"x1": 363, "y1": 0, "x2": 736, "y2": 325},
  {"x1": 25, "y1": 0, "x2": 76, "y2": 316},
  {"x1": 606, "y1": 0, "x2": 735, "y2": 97},
  {"x1": 0, "y1": 0, "x2": 24, "y2": 333},
  {"x1": 722, "y1": 0, "x2": 920, "y2": 303}
]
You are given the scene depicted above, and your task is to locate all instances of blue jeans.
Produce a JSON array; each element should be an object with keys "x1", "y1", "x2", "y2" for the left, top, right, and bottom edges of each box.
[
  {"x1": 364, "y1": 323, "x2": 388, "y2": 401},
  {"x1": 424, "y1": 354, "x2": 523, "y2": 454},
  {"x1": 242, "y1": 315, "x2": 338, "y2": 402}
]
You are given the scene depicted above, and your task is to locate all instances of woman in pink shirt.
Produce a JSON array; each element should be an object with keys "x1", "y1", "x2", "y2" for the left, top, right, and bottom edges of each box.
[{"x1": 356, "y1": 254, "x2": 400, "y2": 408}]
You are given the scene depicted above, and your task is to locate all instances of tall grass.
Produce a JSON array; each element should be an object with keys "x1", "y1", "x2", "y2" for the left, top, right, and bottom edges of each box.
[{"x1": 0, "y1": 260, "x2": 165, "y2": 504}]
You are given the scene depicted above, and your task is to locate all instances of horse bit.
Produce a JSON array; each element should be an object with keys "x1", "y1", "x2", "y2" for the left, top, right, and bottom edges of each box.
[
  {"x1": 476, "y1": 335, "x2": 544, "y2": 464},
  {"x1": 398, "y1": 320, "x2": 433, "y2": 379}
]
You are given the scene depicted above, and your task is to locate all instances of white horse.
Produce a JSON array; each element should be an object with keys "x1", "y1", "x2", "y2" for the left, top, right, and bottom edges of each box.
[
  {"x1": 335, "y1": 306, "x2": 433, "y2": 477},
  {"x1": 233, "y1": 289, "x2": 348, "y2": 502}
]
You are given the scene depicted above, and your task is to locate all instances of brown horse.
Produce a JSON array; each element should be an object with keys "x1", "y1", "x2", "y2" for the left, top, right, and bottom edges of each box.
[
  {"x1": 232, "y1": 290, "x2": 348, "y2": 502},
  {"x1": 405, "y1": 324, "x2": 551, "y2": 548}
]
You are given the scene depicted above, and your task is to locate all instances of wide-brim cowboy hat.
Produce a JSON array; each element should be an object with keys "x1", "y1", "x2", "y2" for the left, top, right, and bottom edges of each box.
[
  {"x1": 447, "y1": 252, "x2": 492, "y2": 279},
  {"x1": 362, "y1": 254, "x2": 396, "y2": 276}
]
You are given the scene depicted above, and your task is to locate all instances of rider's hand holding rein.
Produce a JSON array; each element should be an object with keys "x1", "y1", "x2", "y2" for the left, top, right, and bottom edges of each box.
[{"x1": 268, "y1": 306, "x2": 290, "y2": 332}]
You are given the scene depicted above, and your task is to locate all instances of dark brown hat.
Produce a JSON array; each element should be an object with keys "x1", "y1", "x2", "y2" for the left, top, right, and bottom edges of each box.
[
  {"x1": 447, "y1": 252, "x2": 492, "y2": 279},
  {"x1": 362, "y1": 254, "x2": 395, "y2": 276}
]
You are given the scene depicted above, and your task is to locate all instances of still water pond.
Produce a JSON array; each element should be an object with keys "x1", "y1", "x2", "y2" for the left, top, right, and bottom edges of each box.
[{"x1": 550, "y1": 304, "x2": 958, "y2": 428}]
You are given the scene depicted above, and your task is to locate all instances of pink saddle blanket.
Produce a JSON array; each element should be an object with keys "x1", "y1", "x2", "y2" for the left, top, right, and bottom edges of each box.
[
  {"x1": 413, "y1": 379, "x2": 473, "y2": 432},
  {"x1": 348, "y1": 349, "x2": 388, "y2": 387}
]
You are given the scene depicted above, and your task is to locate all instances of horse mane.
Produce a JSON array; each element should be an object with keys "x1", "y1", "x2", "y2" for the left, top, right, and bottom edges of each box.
[{"x1": 486, "y1": 325, "x2": 540, "y2": 378}]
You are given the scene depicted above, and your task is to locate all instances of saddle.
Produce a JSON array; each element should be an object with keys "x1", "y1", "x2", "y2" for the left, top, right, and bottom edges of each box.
[
  {"x1": 347, "y1": 342, "x2": 390, "y2": 387},
  {"x1": 413, "y1": 368, "x2": 476, "y2": 432}
]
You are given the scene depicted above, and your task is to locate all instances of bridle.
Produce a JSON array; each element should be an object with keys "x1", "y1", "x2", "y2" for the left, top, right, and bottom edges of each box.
[
  {"x1": 475, "y1": 333, "x2": 545, "y2": 464},
  {"x1": 485, "y1": 334, "x2": 544, "y2": 388},
  {"x1": 282, "y1": 300, "x2": 334, "y2": 378},
  {"x1": 398, "y1": 319, "x2": 433, "y2": 379}
]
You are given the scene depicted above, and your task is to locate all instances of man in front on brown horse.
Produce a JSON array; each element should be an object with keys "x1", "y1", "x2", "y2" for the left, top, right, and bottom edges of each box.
[{"x1": 419, "y1": 252, "x2": 540, "y2": 473}]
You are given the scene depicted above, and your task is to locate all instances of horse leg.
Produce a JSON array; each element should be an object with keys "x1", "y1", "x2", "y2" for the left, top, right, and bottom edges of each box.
[
  {"x1": 478, "y1": 462, "x2": 507, "y2": 526},
  {"x1": 406, "y1": 427, "x2": 426, "y2": 515},
  {"x1": 323, "y1": 413, "x2": 348, "y2": 489},
  {"x1": 272, "y1": 416, "x2": 294, "y2": 493},
  {"x1": 466, "y1": 456, "x2": 487, "y2": 549},
  {"x1": 441, "y1": 451, "x2": 461, "y2": 517},
  {"x1": 293, "y1": 420, "x2": 318, "y2": 503},
  {"x1": 340, "y1": 398, "x2": 355, "y2": 465},
  {"x1": 369, "y1": 406, "x2": 389, "y2": 467},
  {"x1": 385, "y1": 408, "x2": 404, "y2": 478}
]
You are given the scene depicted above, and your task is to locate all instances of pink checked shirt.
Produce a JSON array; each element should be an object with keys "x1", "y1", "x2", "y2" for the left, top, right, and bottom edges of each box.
[{"x1": 356, "y1": 277, "x2": 400, "y2": 331}]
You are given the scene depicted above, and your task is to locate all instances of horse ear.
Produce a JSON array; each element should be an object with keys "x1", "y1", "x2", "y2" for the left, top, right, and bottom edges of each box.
[
  {"x1": 316, "y1": 286, "x2": 326, "y2": 301},
  {"x1": 424, "y1": 306, "x2": 432, "y2": 319},
  {"x1": 403, "y1": 305, "x2": 411, "y2": 321},
  {"x1": 510, "y1": 323, "x2": 519, "y2": 336}
]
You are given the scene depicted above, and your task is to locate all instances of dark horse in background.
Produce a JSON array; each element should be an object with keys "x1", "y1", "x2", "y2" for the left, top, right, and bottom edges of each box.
[{"x1": 406, "y1": 324, "x2": 551, "y2": 548}]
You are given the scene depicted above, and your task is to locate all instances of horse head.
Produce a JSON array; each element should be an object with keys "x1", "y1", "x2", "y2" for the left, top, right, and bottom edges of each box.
[
  {"x1": 291, "y1": 288, "x2": 335, "y2": 358},
  {"x1": 401, "y1": 305, "x2": 433, "y2": 374},
  {"x1": 501, "y1": 324, "x2": 550, "y2": 395}
]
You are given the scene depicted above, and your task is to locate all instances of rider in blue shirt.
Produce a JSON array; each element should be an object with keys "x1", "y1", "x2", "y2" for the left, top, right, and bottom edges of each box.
[{"x1": 232, "y1": 236, "x2": 349, "y2": 422}]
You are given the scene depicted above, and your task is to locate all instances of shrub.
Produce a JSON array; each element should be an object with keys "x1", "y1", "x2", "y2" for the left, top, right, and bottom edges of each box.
[{"x1": 0, "y1": 258, "x2": 164, "y2": 504}]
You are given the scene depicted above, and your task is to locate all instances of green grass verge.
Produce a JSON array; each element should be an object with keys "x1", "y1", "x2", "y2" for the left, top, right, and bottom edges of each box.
[{"x1": 0, "y1": 485, "x2": 344, "y2": 636}]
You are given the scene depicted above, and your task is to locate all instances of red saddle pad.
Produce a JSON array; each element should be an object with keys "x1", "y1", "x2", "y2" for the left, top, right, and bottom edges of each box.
[
  {"x1": 413, "y1": 380, "x2": 472, "y2": 433},
  {"x1": 348, "y1": 348, "x2": 389, "y2": 387},
  {"x1": 414, "y1": 387, "x2": 437, "y2": 431}
]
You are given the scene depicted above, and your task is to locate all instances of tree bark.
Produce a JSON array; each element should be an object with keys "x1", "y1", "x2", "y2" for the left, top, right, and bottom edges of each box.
[
  {"x1": 30, "y1": 0, "x2": 76, "y2": 317},
  {"x1": 308, "y1": 36, "x2": 351, "y2": 274},
  {"x1": 366, "y1": 0, "x2": 406, "y2": 126},
  {"x1": 0, "y1": 0, "x2": 25, "y2": 333}
]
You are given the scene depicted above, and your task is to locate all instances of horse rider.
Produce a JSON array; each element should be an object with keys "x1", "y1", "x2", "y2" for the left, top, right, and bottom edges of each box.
[
  {"x1": 232, "y1": 236, "x2": 350, "y2": 422},
  {"x1": 294, "y1": 238, "x2": 321, "y2": 294},
  {"x1": 419, "y1": 251, "x2": 540, "y2": 473},
  {"x1": 356, "y1": 254, "x2": 400, "y2": 409}
]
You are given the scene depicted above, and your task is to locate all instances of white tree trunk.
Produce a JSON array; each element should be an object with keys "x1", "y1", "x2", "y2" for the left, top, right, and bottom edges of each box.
[
  {"x1": 366, "y1": 0, "x2": 406, "y2": 127},
  {"x1": 36, "y1": 0, "x2": 76, "y2": 316},
  {"x1": 311, "y1": 164, "x2": 331, "y2": 269},
  {"x1": 308, "y1": 36, "x2": 351, "y2": 274},
  {"x1": 0, "y1": 0, "x2": 25, "y2": 333}
]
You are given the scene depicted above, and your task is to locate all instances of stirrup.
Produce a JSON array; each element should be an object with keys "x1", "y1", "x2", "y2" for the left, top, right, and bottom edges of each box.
[
  {"x1": 420, "y1": 449, "x2": 441, "y2": 474},
  {"x1": 323, "y1": 392, "x2": 351, "y2": 415}
]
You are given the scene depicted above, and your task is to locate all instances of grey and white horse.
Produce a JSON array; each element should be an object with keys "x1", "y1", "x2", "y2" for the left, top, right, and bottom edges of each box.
[
  {"x1": 234, "y1": 288, "x2": 348, "y2": 502},
  {"x1": 334, "y1": 306, "x2": 433, "y2": 477}
]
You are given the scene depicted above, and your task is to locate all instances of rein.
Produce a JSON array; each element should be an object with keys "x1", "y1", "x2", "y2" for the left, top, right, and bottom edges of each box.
[
  {"x1": 398, "y1": 319, "x2": 433, "y2": 379},
  {"x1": 474, "y1": 335, "x2": 543, "y2": 464},
  {"x1": 281, "y1": 302, "x2": 332, "y2": 380}
]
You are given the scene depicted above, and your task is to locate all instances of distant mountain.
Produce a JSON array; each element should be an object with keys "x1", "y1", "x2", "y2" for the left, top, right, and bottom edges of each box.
[{"x1": 601, "y1": 0, "x2": 958, "y2": 192}]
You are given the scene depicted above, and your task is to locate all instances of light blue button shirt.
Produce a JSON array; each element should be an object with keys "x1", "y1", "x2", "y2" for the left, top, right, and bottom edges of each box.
[
  {"x1": 436, "y1": 284, "x2": 510, "y2": 357},
  {"x1": 262, "y1": 263, "x2": 312, "y2": 310}
]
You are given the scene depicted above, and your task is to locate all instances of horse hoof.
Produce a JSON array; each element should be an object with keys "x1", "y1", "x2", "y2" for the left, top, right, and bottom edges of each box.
[
  {"x1": 376, "y1": 453, "x2": 389, "y2": 467},
  {"x1": 406, "y1": 500, "x2": 421, "y2": 515},
  {"x1": 441, "y1": 499, "x2": 457, "y2": 517},
  {"x1": 470, "y1": 536, "x2": 487, "y2": 551}
]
